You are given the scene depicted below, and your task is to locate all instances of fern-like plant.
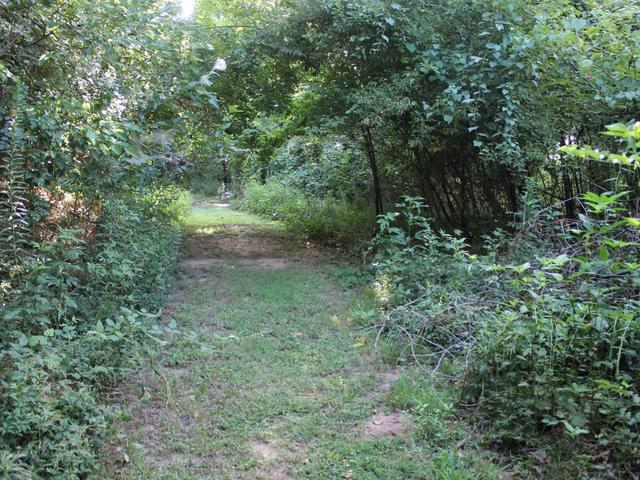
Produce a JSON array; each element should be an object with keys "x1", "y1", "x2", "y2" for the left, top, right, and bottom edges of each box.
[{"x1": 0, "y1": 81, "x2": 31, "y2": 272}]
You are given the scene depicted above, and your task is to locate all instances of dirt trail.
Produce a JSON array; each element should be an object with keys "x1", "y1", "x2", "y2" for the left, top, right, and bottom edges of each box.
[{"x1": 109, "y1": 202, "x2": 473, "y2": 479}]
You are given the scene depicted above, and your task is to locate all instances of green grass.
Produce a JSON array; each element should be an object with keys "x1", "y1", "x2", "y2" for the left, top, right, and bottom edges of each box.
[
  {"x1": 109, "y1": 200, "x2": 504, "y2": 479},
  {"x1": 186, "y1": 203, "x2": 270, "y2": 229}
]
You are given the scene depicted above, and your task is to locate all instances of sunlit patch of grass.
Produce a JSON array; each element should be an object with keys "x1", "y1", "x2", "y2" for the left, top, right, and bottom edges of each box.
[{"x1": 186, "y1": 204, "x2": 271, "y2": 229}]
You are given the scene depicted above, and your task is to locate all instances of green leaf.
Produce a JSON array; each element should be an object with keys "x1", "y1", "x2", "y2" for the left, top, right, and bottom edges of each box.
[
  {"x1": 626, "y1": 217, "x2": 640, "y2": 228},
  {"x1": 598, "y1": 245, "x2": 609, "y2": 261},
  {"x1": 85, "y1": 127, "x2": 98, "y2": 142},
  {"x1": 405, "y1": 42, "x2": 417, "y2": 53}
]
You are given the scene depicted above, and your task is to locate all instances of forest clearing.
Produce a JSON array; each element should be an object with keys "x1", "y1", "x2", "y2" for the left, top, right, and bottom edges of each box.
[{"x1": 1, "y1": 1, "x2": 639, "y2": 479}]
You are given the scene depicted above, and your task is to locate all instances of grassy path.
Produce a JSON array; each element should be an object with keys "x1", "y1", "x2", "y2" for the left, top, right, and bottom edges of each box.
[{"x1": 113, "y1": 200, "x2": 501, "y2": 479}]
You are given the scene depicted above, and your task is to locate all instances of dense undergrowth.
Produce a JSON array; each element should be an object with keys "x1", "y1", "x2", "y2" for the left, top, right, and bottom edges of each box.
[
  {"x1": 0, "y1": 186, "x2": 190, "y2": 477},
  {"x1": 1, "y1": 1, "x2": 211, "y2": 477},
  {"x1": 232, "y1": 131, "x2": 376, "y2": 247},
  {"x1": 236, "y1": 178, "x2": 374, "y2": 247},
  {"x1": 367, "y1": 127, "x2": 640, "y2": 476},
  {"x1": 373, "y1": 192, "x2": 639, "y2": 471}
]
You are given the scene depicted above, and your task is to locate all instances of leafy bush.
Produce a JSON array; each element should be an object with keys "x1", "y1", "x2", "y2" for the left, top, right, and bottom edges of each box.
[
  {"x1": 371, "y1": 197, "x2": 484, "y2": 368},
  {"x1": 237, "y1": 178, "x2": 374, "y2": 247},
  {"x1": 464, "y1": 125, "x2": 640, "y2": 464},
  {"x1": 0, "y1": 185, "x2": 189, "y2": 478},
  {"x1": 267, "y1": 135, "x2": 371, "y2": 200},
  {"x1": 372, "y1": 191, "x2": 640, "y2": 470}
]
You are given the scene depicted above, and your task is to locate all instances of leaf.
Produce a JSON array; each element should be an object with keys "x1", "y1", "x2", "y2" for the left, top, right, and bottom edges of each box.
[
  {"x1": 0, "y1": 60, "x2": 13, "y2": 80},
  {"x1": 598, "y1": 245, "x2": 609, "y2": 261},
  {"x1": 207, "y1": 94, "x2": 220, "y2": 108},
  {"x1": 85, "y1": 127, "x2": 98, "y2": 142},
  {"x1": 199, "y1": 74, "x2": 212, "y2": 86},
  {"x1": 16, "y1": 332, "x2": 28, "y2": 347},
  {"x1": 385, "y1": 17, "x2": 396, "y2": 26},
  {"x1": 4, "y1": 309, "x2": 22, "y2": 321},
  {"x1": 443, "y1": 114, "x2": 453, "y2": 124},
  {"x1": 602, "y1": 123, "x2": 633, "y2": 138},
  {"x1": 626, "y1": 217, "x2": 640, "y2": 228},
  {"x1": 405, "y1": 42, "x2": 417, "y2": 53}
]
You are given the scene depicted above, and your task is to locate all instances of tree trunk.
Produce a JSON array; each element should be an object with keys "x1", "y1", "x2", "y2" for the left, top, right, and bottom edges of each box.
[
  {"x1": 562, "y1": 162, "x2": 576, "y2": 219},
  {"x1": 362, "y1": 119, "x2": 383, "y2": 216},
  {"x1": 221, "y1": 156, "x2": 230, "y2": 196}
]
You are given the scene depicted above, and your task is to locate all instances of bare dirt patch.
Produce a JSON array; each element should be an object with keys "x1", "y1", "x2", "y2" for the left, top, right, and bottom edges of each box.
[
  {"x1": 362, "y1": 412, "x2": 410, "y2": 439},
  {"x1": 379, "y1": 369, "x2": 400, "y2": 393},
  {"x1": 181, "y1": 257, "x2": 291, "y2": 271},
  {"x1": 248, "y1": 438, "x2": 306, "y2": 480},
  {"x1": 250, "y1": 440, "x2": 279, "y2": 461},
  {"x1": 153, "y1": 452, "x2": 207, "y2": 470},
  {"x1": 184, "y1": 227, "x2": 288, "y2": 258},
  {"x1": 194, "y1": 199, "x2": 230, "y2": 208},
  {"x1": 182, "y1": 225, "x2": 322, "y2": 271}
]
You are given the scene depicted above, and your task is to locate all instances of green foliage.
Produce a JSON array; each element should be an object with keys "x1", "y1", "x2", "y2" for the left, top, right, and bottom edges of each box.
[
  {"x1": 212, "y1": 0, "x2": 639, "y2": 233},
  {"x1": 464, "y1": 124, "x2": 640, "y2": 466},
  {"x1": 266, "y1": 134, "x2": 370, "y2": 199},
  {"x1": 388, "y1": 375, "x2": 458, "y2": 445},
  {"x1": 560, "y1": 121, "x2": 640, "y2": 169},
  {"x1": 1, "y1": 0, "x2": 639, "y2": 476},
  {"x1": 467, "y1": 191, "x2": 639, "y2": 460},
  {"x1": 371, "y1": 189, "x2": 640, "y2": 471},
  {"x1": 0, "y1": 186, "x2": 188, "y2": 477},
  {"x1": 1, "y1": 2, "x2": 204, "y2": 475},
  {"x1": 372, "y1": 197, "x2": 482, "y2": 364},
  {"x1": 0, "y1": 82, "x2": 31, "y2": 267},
  {"x1": 84, "y1": 186, "x2": 190, "y2": 315},
  {"x1": 237, "y1": 178, "x2": 374, "y2": 247}
]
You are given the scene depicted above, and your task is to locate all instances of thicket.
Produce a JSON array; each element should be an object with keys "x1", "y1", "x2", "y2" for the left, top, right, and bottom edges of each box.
[
  {"x1": 1, "y1": 1, "x2": 218, "y2": 476},
  {"x1": 371, "y1": 125, "x2": 639, "y2": 475},
  {"x1": 235, "y1": 131, "x2": 375, "y2": 245},
  {"x1": 203, "y1": 0, "x2": 638, "y2": 233},
  {"x1": 237, "y1": 179, "x2": 373, "y2": 247}
]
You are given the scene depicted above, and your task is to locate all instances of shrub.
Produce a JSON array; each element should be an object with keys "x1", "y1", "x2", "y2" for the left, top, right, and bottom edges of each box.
[
  {"x1": 371, "y1": 197, "x2": 485, "y2": 368},
  {"x1": 466, "y1": 191, "x2": 640, "y2": 462},
  {"x1": 237, "y1": 178, "x2": 375, "y2": 247},
  {"x1": 372, "y1": 192, "x2": 640, "y2": 469},
  {"x1": 267, "y1": 135, "x2": 371, "y2": 200},
  {"x1": 0, "y1": 184, "x2": 189, "y2": 477}
]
